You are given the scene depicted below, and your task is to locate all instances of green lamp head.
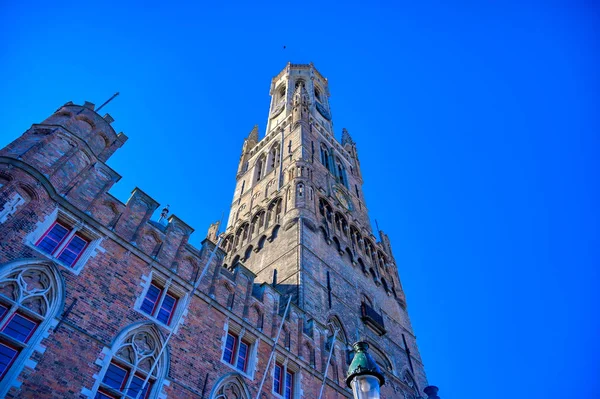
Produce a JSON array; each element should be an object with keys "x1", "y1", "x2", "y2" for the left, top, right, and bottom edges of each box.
[{"x1": 346, "y1": 341, "x2": 385, "y2": 389}]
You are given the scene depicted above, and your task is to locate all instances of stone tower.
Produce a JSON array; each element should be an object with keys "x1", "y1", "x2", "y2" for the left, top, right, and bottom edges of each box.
[
  {"x1": 0, "y1": 63, "x2": 432, "y2": 399},
  {"x1": 221, "y1": 62, "x2": 427, "y2": 394}
]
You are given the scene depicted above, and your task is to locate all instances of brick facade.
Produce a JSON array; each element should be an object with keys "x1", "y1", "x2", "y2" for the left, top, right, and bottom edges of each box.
[{"x1": 0, "y1": 63, "x2": 429, "y2": 399}]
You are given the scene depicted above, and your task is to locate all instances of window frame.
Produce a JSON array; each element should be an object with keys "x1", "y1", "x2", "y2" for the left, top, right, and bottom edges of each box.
[
  {"x1": 1, "y1": 311, "x2": 39, "y2": 344},
  {"x1": 0, "y1": 262, "x2": 63, "y2": 397},
  {"x1": 272, "y1": 360, "x2": 296, "y2": 399},
  {"x1": 97, "y1": 358, "x2": 155, "y2": 399},
  {"x1": 222, "y1": 331, "x2": 251, "y2": 373},
  {"x1": 138, "y1": 280, "x2": 180, "y2": 327},
  {"x1": 221, "y1": 327, "x2": 256, "y2": 377},
  {"x1": 27, "y1": 209, "x2": 101, "y2": 274},
  {"x1": 0, "y1": 342, "x2": 19, "y2": 380},
  {"x1": 56, "y1": 233, "x2": 89, "y2": 267}
]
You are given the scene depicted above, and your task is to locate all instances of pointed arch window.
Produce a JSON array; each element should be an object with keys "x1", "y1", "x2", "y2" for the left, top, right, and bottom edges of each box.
[
  {"x1": 255, "y1": 155, "x2": 266, "y2": 183},
  {"x1": 268, "y1": 144, "x2": 281, "y2": 173},
  {"x1": 335, "y1": 158, "x2": 348, "y2": 188},
  {"x1": 211, "y1": 374, "x2": 251, "y2": 399},
  {"x1": 0, "y1": 261, "x2": 63, "y2": 394},
  {"x1": 320, "y1": 145, "x2": 330, "y2": 169},
  {"x1": 94, "y1": 325, "x2": 167, "y2": 399}
]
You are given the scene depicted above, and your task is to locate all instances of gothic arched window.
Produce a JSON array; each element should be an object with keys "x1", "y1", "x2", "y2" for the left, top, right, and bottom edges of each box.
[
  {"x1": 0, "y1": 261, "x2": 63, "y2": 394},
  {"x1": 335, "y1": 157, "x2": 348, "y2": 188},
  {"x1": 314, "y1": 87, "x2": 322, "y2": 103},
  {"x1": 255, "y1": 155, "x2": 265, "y2": 183},
  {"x1": 267, "y1": 144, "x2": 280, "y2": 173},
  {"x1": 94, "y1": 324, "x2": 168, "y2": 399},
  {"x1": 320, "y1": 145, "x2": 330, "y2": 169},
  {"x1": 278, "y1": 85, "x2": 286, "y2": 102},
  {"x1": 211, "y1": 374, "x2": 250, "y2": 399}
]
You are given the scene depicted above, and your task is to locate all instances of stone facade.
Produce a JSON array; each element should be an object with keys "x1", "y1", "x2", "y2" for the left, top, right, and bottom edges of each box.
[{"x1": 0, "y1": 63, "x2": 429, "y2": 399}]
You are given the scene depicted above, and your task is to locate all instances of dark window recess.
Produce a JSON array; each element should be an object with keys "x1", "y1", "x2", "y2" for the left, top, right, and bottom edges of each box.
[
  {"x1": 326, "y1": 271, "x2": 332, "y2": 309},
  {"x1": 278, "y1": 297, "x2": 291, "y2": 320},
  {"x1": 360, "y1": 302, "x2": 386, "y2": 336},
  {"x1": 251, "y1": 284, "x2": 265, "y2": 301},
  {"x1": 303, "y1": 318, "x2": 314, "y2": 337}
]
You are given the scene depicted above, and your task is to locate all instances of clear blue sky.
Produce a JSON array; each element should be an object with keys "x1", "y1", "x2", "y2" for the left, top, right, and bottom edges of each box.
[{"x1": 1, "y1": 2, "x2": 598, "y2": 398}]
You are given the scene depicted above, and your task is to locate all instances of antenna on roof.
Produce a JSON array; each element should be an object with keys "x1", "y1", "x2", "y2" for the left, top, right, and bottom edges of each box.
[{"x1": 96, "y1": 92, "x2": 120, "y2": 113}]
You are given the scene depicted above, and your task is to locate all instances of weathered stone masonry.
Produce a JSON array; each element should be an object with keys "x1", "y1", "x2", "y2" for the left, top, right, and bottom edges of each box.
[{"x1": 0, "y1": 63, "x2": 429, "y2": 399}]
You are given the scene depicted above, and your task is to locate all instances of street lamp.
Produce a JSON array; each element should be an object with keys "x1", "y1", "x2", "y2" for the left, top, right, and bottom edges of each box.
[{"x1": 346, "y1": 342, "x2": 385, "y2": 399}]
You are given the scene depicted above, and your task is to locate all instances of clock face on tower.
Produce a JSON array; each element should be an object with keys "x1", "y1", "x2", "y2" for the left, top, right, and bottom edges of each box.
[{"x1": 332, "y1": 185, "x2": 353, "y2": 211}]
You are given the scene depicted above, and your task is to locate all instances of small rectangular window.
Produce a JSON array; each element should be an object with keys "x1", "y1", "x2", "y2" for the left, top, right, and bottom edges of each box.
[
  {"x1": 141, "y1": 284, "x2": 161, "y2": 315},
  {"x1": 236, "y1": 340, "x2": 249, "y2": 372},
  {"x1": 222, "y1": 333, "x2": 236, "y2": 364},
  {"x1": 0, "y1": 343, "x2": 18, "y2": 379},
  {"x1": 156, "y1": 293, "x2": 177, "y2": 324},
  {"x1": 274, "y1": 363, "x2": 282, "y2": 394},
  {"x1": 35, "y1": 220, "x2": 94, "y2": 270},
  {"x1": 140, "y1": 282, "x2": 179, "y2": 326},
  {"x1": 2, "y1": 313, "x2": 38, "y2": 343},
  {"x1": 274, "y1": 363, "x2": 294, "y2": 398},
  {"x1": 36, "y1": 223, "x2": 69, "y2": 254},
  {"x1": 102, "y1": 362, "x2": 128, "y2": 390},
  {"x1": 285, "y1": 370, "x2": 293, "y2": 399},
  {"x1": 222, "y1": 330, "x2": 254, "y2": 375},
  {"x1": 57, "y1": 234, "x2": 88, "y2": 266}
]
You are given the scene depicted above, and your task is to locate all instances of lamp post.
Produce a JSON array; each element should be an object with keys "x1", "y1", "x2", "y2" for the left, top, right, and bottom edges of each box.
[{"x1": 346, "y1": 341, "x2": 385, "y2": 399}]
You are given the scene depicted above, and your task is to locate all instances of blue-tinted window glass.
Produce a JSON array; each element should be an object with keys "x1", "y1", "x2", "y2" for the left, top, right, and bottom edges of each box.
[
  {"x1": 274, "y1": 363, "x2": 282, "y2": 394},
  {"x1": 37, "y1": 224, "x2": 69, "y2": 254},
  {"x1": 0, "y1": 343, "x2": 18, "y2": 377},
  {"x1": 57, "y1": 235, "x2": 88, "y2": 266},
  {"x1": 127, "y1": 374, "x2": 151, "y2": 399},
  {"x1": 222, "y1": 333, "x2": 235, "y2": 364},
  {"x1": 156, "y1": 294, "x2": 176, "y2": 324},
  {"x1": 102, "y1": 362, "x2": 128, "y2": 390},
  {"x1": 2, "y1": 313, "x2": 37, "y2": 343},
  {"x1": 140, "y1": 285, "x2": 161, "y2": 315},
  {"x1": 236, "y1": 341, "x2": 248, "y2": 371}
]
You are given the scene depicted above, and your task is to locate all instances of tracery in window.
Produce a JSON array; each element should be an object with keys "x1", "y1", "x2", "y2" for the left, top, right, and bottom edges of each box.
[
  {"x1": 0, "y1": 261, "x2": 63, "y2": 391},
  {"x1": 211, "y1": 374, "x2": 250, "y2": 399},
  {"x1": 94, "y1": 324, "x2": 167, "y2": 399}
]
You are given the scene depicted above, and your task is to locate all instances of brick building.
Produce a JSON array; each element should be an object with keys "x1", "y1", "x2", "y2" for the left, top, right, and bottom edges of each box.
[{"x1": 0, "y1": 63, "x2": 435, "y2": 399}]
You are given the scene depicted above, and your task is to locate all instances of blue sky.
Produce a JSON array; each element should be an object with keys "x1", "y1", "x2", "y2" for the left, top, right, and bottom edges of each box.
[{"x1": 1, "y1": 1, "x2": 598, "y2": 398}]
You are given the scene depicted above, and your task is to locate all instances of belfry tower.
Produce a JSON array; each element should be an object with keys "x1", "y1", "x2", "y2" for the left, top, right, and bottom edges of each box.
[
  {"x1": 0, "y1": 62, "x2": 433, "y2": 399},
  {"x1": 221, "y1": 63, "x2": 427, "y2": 395}
]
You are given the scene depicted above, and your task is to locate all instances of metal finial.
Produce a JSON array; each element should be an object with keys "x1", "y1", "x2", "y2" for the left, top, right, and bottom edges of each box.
[{"x1": 158, "y1": 205, "x2": 169, "y2": 223}]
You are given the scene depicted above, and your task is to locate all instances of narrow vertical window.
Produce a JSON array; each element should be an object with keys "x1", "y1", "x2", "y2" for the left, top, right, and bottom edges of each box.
[
  {"x1": 156, "y1": 293, "x2": 177, "y2": 324},
  {"x1": 274, "y1": 363, "x2": 282, "y2": 394},
  {"x1": 222, "y1": 333, "x2": 236, "y2": 364}
]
